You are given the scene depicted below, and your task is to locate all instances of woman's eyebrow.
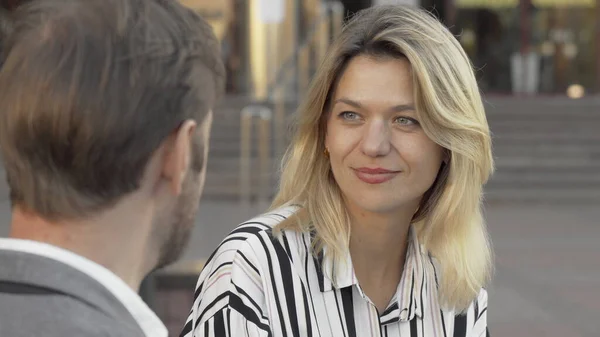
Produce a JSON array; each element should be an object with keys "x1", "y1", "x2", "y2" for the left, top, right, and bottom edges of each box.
[{"x1": 334, "y1": 97, "x2": 415, "y2": 113}]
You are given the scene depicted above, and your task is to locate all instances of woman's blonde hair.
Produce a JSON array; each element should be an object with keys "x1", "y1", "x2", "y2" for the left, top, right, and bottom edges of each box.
[{"x1": 271, "y1": 5, "x2": 494, "y2": 312}]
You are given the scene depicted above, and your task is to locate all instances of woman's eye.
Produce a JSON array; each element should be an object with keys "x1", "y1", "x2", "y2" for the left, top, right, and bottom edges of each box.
[
  {"x1": 339, "y1": 111, "x2": 360, "y2": 120},
  {"x1": 395, "y1": 116, "x2": 419, "y2": 125}
]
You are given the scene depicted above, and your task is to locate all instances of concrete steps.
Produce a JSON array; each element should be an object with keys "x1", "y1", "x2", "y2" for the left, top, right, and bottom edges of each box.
[
  {"x1": 484, "y1": 96, "x2": 600, "y2": 204},
  {"x1": 484, "y1": 188, "x2": 600, "y2": 204}
]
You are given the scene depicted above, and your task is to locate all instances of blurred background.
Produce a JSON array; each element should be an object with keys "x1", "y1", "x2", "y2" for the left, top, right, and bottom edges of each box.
[{"x1": 1, "y1": 0, "x2": 600, "y2": 336}]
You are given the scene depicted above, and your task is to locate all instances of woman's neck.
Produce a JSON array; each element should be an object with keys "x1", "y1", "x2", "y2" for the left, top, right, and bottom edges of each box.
[
  {"x1": 349, "y1": 209, "x2": 412, "y2": 279},
  {"x1": 346, "y1": 204, "x2": 415, "y2": 312}
]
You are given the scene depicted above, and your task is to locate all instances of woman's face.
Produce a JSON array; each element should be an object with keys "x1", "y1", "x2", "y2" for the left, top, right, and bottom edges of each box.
[{"x1": 325, "y1": 55, "x2": 444, "y2": 215}]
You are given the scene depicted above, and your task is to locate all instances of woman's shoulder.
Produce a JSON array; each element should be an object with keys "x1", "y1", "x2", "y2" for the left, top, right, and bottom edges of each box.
[
  {"x1": 185, "y1": 206, "x2": 298, "y2": 329},
  {"x1": 244, "y1": 204, "x2": 301, "y2": 229},
  {"x1": 199, "y1": 204, "x2": 304, "y2": 277},
  {"x1": 221, "y1": 204, "x2": 302, "y2": 243},
  {"x1": 191, "y1": 205, "x2": 306, "y2": 321}
]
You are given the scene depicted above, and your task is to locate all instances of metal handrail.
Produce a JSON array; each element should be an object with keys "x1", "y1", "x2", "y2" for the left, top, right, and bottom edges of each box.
[
  {"x1": 239, "y1": 104, "x2": 272, "y2": 206},
  {"x1": 238, "y1": 1, "x2": 344, "y2": 206},
  {"x1": 266, "y1": 1, "x2": 344, "y2": 100}
]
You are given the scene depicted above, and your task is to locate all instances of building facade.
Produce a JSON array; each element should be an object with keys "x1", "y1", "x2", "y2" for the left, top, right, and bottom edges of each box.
[
  {"x1": 181, "y1": 0, "x2": 600, "y2": 96},
  {"x1": 445, "y1": 0, "x2": 600, "y2": 95}
]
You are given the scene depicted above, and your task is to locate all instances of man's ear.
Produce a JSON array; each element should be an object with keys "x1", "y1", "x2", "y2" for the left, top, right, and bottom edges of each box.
[{"x1": 161, "y1": 120, "x2": 197, "y2": 195}]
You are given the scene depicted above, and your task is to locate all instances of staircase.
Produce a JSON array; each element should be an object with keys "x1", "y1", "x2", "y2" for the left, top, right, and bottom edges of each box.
[
  {"x1": 203, "y1": 96, "x2": 252, "y2": 200},
  {"x1": 204, "y1": 97, "x2": 297, "y2": 201},
  {"x1": 204, "y1": 95, "x2": 600, "y2": 205},
  {"x1": 484, "y1": 96, "x2": 600, "y2": 204}
]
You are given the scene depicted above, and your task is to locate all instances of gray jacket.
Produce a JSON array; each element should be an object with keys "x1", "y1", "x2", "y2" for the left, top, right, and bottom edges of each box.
[{"x1": 0, "y1": 249, "x2": 146, "y2": 337}]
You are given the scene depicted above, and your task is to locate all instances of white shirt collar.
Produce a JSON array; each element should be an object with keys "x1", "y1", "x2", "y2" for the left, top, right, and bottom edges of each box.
[
  {"x1": 318, "y1": 226, "x2": 428, "y2": 322},
  {"x1": 0, "y1": 238, "x2": 168, "y2": 337}
]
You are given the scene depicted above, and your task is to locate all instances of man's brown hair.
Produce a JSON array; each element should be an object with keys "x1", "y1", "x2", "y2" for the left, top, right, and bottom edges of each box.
[{"x1": 0, "y1": 0, "x2": 225, "y2": 219}]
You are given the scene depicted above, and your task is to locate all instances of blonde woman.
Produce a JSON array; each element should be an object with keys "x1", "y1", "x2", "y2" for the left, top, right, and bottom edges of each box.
[{"x1": 182, "y1": 5, "x2": 493, "y2": 337}]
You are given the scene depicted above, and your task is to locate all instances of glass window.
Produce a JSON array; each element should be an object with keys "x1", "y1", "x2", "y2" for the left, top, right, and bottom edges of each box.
[
  {"x1": 455, "y1": 0, "x2": 598, "y2": 95},
  {"x1": 533, "y1": 5, "x2": 597, "y2": 94}
]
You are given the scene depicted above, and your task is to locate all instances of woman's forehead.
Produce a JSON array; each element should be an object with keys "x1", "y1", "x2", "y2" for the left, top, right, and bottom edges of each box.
[{"x1": 330, "y1": 55, "x2": 415, "y2": 110}]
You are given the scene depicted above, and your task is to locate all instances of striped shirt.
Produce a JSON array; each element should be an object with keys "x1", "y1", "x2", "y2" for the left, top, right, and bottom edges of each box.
[{"x1": 181, "y1": 206, "x2": 489, "y2": 337}]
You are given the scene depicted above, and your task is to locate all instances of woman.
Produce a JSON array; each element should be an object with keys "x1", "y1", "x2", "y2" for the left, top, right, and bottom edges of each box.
[{"x1": 182, "y1": 5, "x2": 493, "y2": 337}]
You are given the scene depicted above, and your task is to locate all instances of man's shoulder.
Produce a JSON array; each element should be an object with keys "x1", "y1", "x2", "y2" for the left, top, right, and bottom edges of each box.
[
  {"x1": 0, "y1": 289, "x2": 144, "y2": 337},
  {"x1": 0, "y1": 246, "x2": 146, "y2": 337}
]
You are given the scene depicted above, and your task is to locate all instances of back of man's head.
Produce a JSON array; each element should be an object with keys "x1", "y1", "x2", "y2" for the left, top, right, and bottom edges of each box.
[{"x1": 0, "y1": 0, "x2": 225, "y2": 220}]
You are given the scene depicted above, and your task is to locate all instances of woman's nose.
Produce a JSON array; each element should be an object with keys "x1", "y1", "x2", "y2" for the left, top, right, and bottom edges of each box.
[{"x1": 360, "y1": 119, "x2": 391, "y2": 157}]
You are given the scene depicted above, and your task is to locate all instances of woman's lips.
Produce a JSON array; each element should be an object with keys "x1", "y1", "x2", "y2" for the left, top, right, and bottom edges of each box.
[{"x1": 353, "y1": 167, "x2": 401, "y2": 184}]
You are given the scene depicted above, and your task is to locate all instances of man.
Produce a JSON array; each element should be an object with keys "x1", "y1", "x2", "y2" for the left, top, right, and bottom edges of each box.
[{"x1": 0, "y1": 0, "x2": 224, "y2": 336}]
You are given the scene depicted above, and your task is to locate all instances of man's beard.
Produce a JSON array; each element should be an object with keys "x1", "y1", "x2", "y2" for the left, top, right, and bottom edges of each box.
[{"x1": 154, "y1": 171, "x2": 202, "y2": 271}]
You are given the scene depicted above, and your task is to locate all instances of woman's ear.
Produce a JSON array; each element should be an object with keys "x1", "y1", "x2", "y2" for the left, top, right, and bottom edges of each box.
[{"x1": 443, "y1": 149, "x2": 451, "y2": 165}]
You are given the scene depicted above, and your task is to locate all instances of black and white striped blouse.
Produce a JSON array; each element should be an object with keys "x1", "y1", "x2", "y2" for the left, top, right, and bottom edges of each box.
[{"x1": 180, "y1": 206, "x2": 489, "y2": 337}]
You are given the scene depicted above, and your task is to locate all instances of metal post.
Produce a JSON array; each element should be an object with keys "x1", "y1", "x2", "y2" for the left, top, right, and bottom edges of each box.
[
  {"x1": 239, "y1": 105, "x2": 273, "y2": 207},
  {"x1": 249, "y1": 0, "x2": 268, "y2": 100},
  {"x1": 299, "y1": 45, "x2": 310, "y2": 94},
  {"x1": 239, "y1": 109, "x2": 252, "y2": 206},
  {"x1": 274, "y1": 83, "x2": 286, "y2": 159},
  {"x1": 267, "y1": 22, "x2": 281, "y2": 87},
  {"x1": 258, "y1": 109, "x2": 272, "y2": 206}
]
